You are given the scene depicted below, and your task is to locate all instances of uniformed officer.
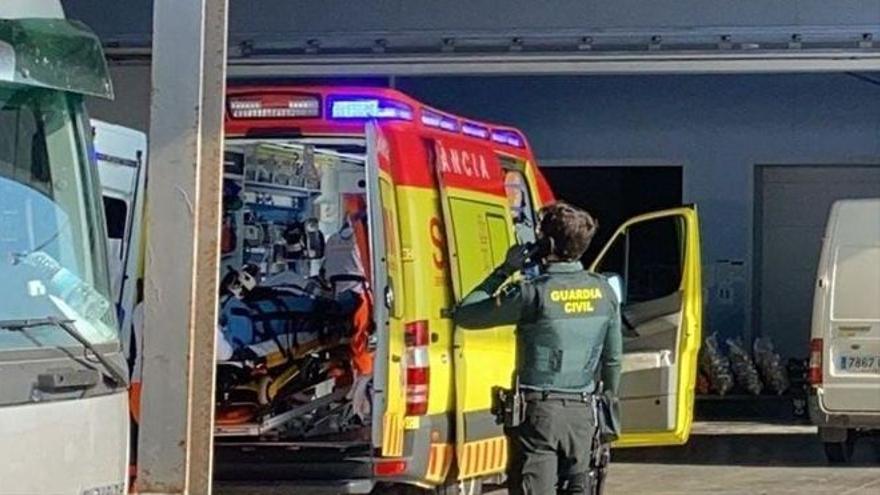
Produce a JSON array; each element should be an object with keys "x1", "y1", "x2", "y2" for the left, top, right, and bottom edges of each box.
[{"x1": 454, "y1": 202, "x2": 622, "y2": 495}]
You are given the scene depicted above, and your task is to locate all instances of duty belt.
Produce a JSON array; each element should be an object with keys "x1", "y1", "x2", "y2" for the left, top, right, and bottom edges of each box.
[{"x1": 522, "y1": 390, "x2": 593, "y2": 402}]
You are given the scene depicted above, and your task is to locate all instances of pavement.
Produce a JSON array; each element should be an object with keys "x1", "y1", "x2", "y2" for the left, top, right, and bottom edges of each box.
[
  {"x1": 486, "y1": 421, "x2": 880, "y2": 495},
  {"x1": 215, "y1": 421, "x2": 880, "y2": 494}
]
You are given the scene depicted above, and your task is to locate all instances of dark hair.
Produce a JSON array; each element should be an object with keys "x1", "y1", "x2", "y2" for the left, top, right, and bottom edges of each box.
[{"x1": 538, "y1": 202, "x2": 598, "y2": 261}]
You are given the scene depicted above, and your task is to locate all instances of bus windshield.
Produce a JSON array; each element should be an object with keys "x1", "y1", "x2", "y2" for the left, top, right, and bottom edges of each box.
[{"x1": 0, "y1": 83, "x2": 117, "y2": 351}]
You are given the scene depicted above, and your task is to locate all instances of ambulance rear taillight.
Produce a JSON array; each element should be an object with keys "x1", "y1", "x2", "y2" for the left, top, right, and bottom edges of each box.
[
  {"x1": 228, "y1": 94, "x2": 320, "y2": 119},
  {"x1": 809, "y1": 338, "x2": 823, "y2": 386},
  {"x1": 405, "y1": 320, "x2": 430, "y2": 416}
]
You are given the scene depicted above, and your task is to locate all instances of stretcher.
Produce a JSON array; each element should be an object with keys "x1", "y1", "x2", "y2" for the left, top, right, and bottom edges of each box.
[
  {"x1": 214, "y1": 273, "x2": 370, "y2": 440},
  {"x1": 215, "y1": 385, "x2": 350, "y2": 438}
]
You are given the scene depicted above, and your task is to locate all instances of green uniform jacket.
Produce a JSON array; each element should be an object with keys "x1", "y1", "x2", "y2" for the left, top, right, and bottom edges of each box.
[{"x1": 454, "y1": 261, "x2": 623, "y2": 396}]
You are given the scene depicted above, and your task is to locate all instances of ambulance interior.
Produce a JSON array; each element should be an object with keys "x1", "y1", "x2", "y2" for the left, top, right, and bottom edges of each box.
[
  {"x1": 594, "y1": 214, "x2": 686, "y2": 433},
  {"x1": 212, "y1": 132, "x2": 684, "y2": 444},
  {"x1": 214, "y1": 137, "x2": 378, "y2": 446}
]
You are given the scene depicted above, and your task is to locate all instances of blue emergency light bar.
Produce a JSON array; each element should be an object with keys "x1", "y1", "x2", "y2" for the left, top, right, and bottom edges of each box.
[
  {"x1": 421, "y1": 110, "x2": 459, "y2": 131},
  {"x1": 491, "y1": 129, "x2": 524, "y2": 148},
  {"x1": 326, "y1": 94, "x2": 523, "y2": 148},
  {"x1": 328, "y1": 97, "x2": 413, "y2": 121},
  {"x1": 461, "y1": 122, "x2": 490, "y2": 139}
]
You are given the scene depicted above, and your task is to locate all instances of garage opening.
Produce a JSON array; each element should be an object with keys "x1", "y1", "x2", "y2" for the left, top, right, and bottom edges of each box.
[
  {"x1": 754, "y1": 165, "x2": 880, "y2": 359},
  {"x1": 540, "y1": 165, "x2": 683, "y2": 264}
]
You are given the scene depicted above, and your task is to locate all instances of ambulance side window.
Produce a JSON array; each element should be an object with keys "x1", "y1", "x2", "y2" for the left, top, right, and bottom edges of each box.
[
  {"x1": 596, "y1": 216, "x2": 684, "y2": 304},
  {"x1": 503, "y1": 169, "x2": 537, "y2": 245}
]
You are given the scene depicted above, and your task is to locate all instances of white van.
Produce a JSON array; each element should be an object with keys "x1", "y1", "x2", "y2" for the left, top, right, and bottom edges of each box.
[
  {"x1": 93, "y1": 120, "x2": 148, "y2": 334},
  {"x1": 809, "y1": 198, "x2": 880, "y2": 463}
]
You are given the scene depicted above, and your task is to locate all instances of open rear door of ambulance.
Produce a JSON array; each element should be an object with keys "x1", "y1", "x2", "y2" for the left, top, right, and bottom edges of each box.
[
  {"x1": 590, "y1": 206, "x2": 702, "y2": 447},
  {"x1": 433, "y1": 137, "x2": 517, "y2": 479},
  {"x1": 365, "y1": 122, "x2": 409, "y2": 462}
]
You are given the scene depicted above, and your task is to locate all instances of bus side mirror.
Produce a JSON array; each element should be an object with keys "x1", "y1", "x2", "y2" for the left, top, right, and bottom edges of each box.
[{"x1": 603, "y1": 273, "x2": 625, "y2": 306}]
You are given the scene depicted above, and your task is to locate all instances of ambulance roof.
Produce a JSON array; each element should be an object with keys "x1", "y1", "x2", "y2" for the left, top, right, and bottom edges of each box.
[{"x1": 225, "y1": 84, "x2": 532, "y2": 154}]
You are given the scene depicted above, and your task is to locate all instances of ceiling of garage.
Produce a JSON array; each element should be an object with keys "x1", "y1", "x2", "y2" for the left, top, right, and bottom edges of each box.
[{"x1": 62, "y1": 0, "x2": 880, "y2": 74}]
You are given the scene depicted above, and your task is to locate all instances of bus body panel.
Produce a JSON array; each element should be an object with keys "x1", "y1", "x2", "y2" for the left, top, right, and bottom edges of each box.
[
  {"x1": 0, "y1": 393, "x2": 128, "y2": 495},
  {"x1": 0, "y1": 0, "x2": 65, "y2": 19},
  {"x1": 0, "y1": 5, "x2": 128, "y2": 494}
]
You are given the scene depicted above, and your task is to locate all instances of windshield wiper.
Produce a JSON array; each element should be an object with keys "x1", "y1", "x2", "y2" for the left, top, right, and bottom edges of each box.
[{"x1": 0, "y1": 317, "x2": 128, "y2": 387}]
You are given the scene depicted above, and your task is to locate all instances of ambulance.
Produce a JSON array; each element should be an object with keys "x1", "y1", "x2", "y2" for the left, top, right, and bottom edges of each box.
[
  {"x1": 116, "y1": 84, "x2": 702, "y2": 493},
  {"x1": 202, "y1": 84, "x2": 704, "y2": 493}
]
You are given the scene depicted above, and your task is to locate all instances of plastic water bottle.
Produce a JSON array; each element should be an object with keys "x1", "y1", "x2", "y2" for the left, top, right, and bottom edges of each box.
[{"x1": 22, "y1": 251, "x2": 111, "y2": 321}]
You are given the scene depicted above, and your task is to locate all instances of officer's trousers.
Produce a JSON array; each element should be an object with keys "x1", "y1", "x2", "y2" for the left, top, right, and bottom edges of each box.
[{"x1": 507, "y1": 398, "x2": 596, "y2": 495}]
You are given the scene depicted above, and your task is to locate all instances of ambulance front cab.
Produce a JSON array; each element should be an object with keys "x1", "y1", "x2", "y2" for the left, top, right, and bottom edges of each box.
[{"x1": 216, "y1": 85, "x2": 702, "y2": 493}]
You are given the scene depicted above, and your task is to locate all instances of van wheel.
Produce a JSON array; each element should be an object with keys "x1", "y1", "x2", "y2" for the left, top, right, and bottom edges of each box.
[
  {"x1": 435, "y1": 478, "x2": 483, "y2": 495},
  {"x1": 823, "y1": 430, "x2": 856, "y2": 464},
  {"x1": 385, "y1": 478, "x2": 483, "y2": 495}
]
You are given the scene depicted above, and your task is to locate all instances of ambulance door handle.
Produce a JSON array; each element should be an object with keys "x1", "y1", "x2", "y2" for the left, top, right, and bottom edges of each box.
[{"x1": 384, "y1": 285, "x2": 394, "y2": 310}]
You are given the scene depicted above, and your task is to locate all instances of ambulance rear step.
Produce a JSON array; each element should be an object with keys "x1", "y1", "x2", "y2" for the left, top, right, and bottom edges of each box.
[
  {"x1": 214, "y1": 439, "x2": 374, "y2": 490},
  {"x1": 215, "y1": 479, "x2": 375, "y2": 495}
]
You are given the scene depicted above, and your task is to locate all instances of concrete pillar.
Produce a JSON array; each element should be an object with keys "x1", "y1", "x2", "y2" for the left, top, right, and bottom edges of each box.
[{"x1": 136, "y1": 0, "x2": 228, "y2": 493}]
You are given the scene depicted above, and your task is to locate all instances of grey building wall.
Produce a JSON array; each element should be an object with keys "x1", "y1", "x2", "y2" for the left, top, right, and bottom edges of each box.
[
  {"x1": 394, "y1": 74, "x2": 880, "y2": 342},
  {"x1": 86, "y1": 65, "x2": 152, "y2": 131}
]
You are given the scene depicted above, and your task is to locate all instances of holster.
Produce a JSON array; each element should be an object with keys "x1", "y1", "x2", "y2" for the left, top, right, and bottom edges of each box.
[
  {"x1": 491, "y1": 384, "x2": 525, "y2": 428},
  {"x1": 592, "y1": 392, "x2": 621, "y2": 444},
  {"x1": 589, "y1": 393, "x2": 616, "y2": 495}
]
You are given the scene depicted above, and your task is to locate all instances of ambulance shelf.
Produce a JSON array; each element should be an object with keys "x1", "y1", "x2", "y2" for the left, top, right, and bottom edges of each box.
[{"x1": 245, "y1": 180, "x2": 320, "y2": 197}]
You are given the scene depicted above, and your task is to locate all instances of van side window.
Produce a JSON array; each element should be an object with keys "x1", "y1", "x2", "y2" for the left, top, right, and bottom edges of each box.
[
  {"x1": 103, "y1": 196, "x2": 127, "y2": 240},
  {"x1": 832, "y1": 246, "x2": 880, "y2": 320},
  {"x1": 503, "y1": 169, "x2": 537, "y2": 245}
]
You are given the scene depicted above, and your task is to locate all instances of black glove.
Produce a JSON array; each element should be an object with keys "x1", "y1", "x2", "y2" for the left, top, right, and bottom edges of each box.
[{"x1": 499, "y1": 244, "x2": 530, "y2": 275}]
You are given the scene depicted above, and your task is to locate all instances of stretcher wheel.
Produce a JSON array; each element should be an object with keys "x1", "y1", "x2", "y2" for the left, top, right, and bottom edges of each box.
[
  {"x1": 435, "y1": 478, "x2": 483, "y2": 495},
  {"x1": 215, "y1": 405, "x2": 258, "y2": 425},
  {"x1": 257, "y1": 375, "x2": 273, "y2": 406}
]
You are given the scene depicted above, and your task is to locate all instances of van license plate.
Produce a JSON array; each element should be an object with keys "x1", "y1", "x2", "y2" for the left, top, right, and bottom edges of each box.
[{"x1": 839, "y1": 355, "x2": 880, "y2": 373}]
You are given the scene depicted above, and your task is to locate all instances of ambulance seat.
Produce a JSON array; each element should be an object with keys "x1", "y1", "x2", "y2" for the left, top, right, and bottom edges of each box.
[{"x1": 616, "y1": 291, "x2": 683, "y2": 433}]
